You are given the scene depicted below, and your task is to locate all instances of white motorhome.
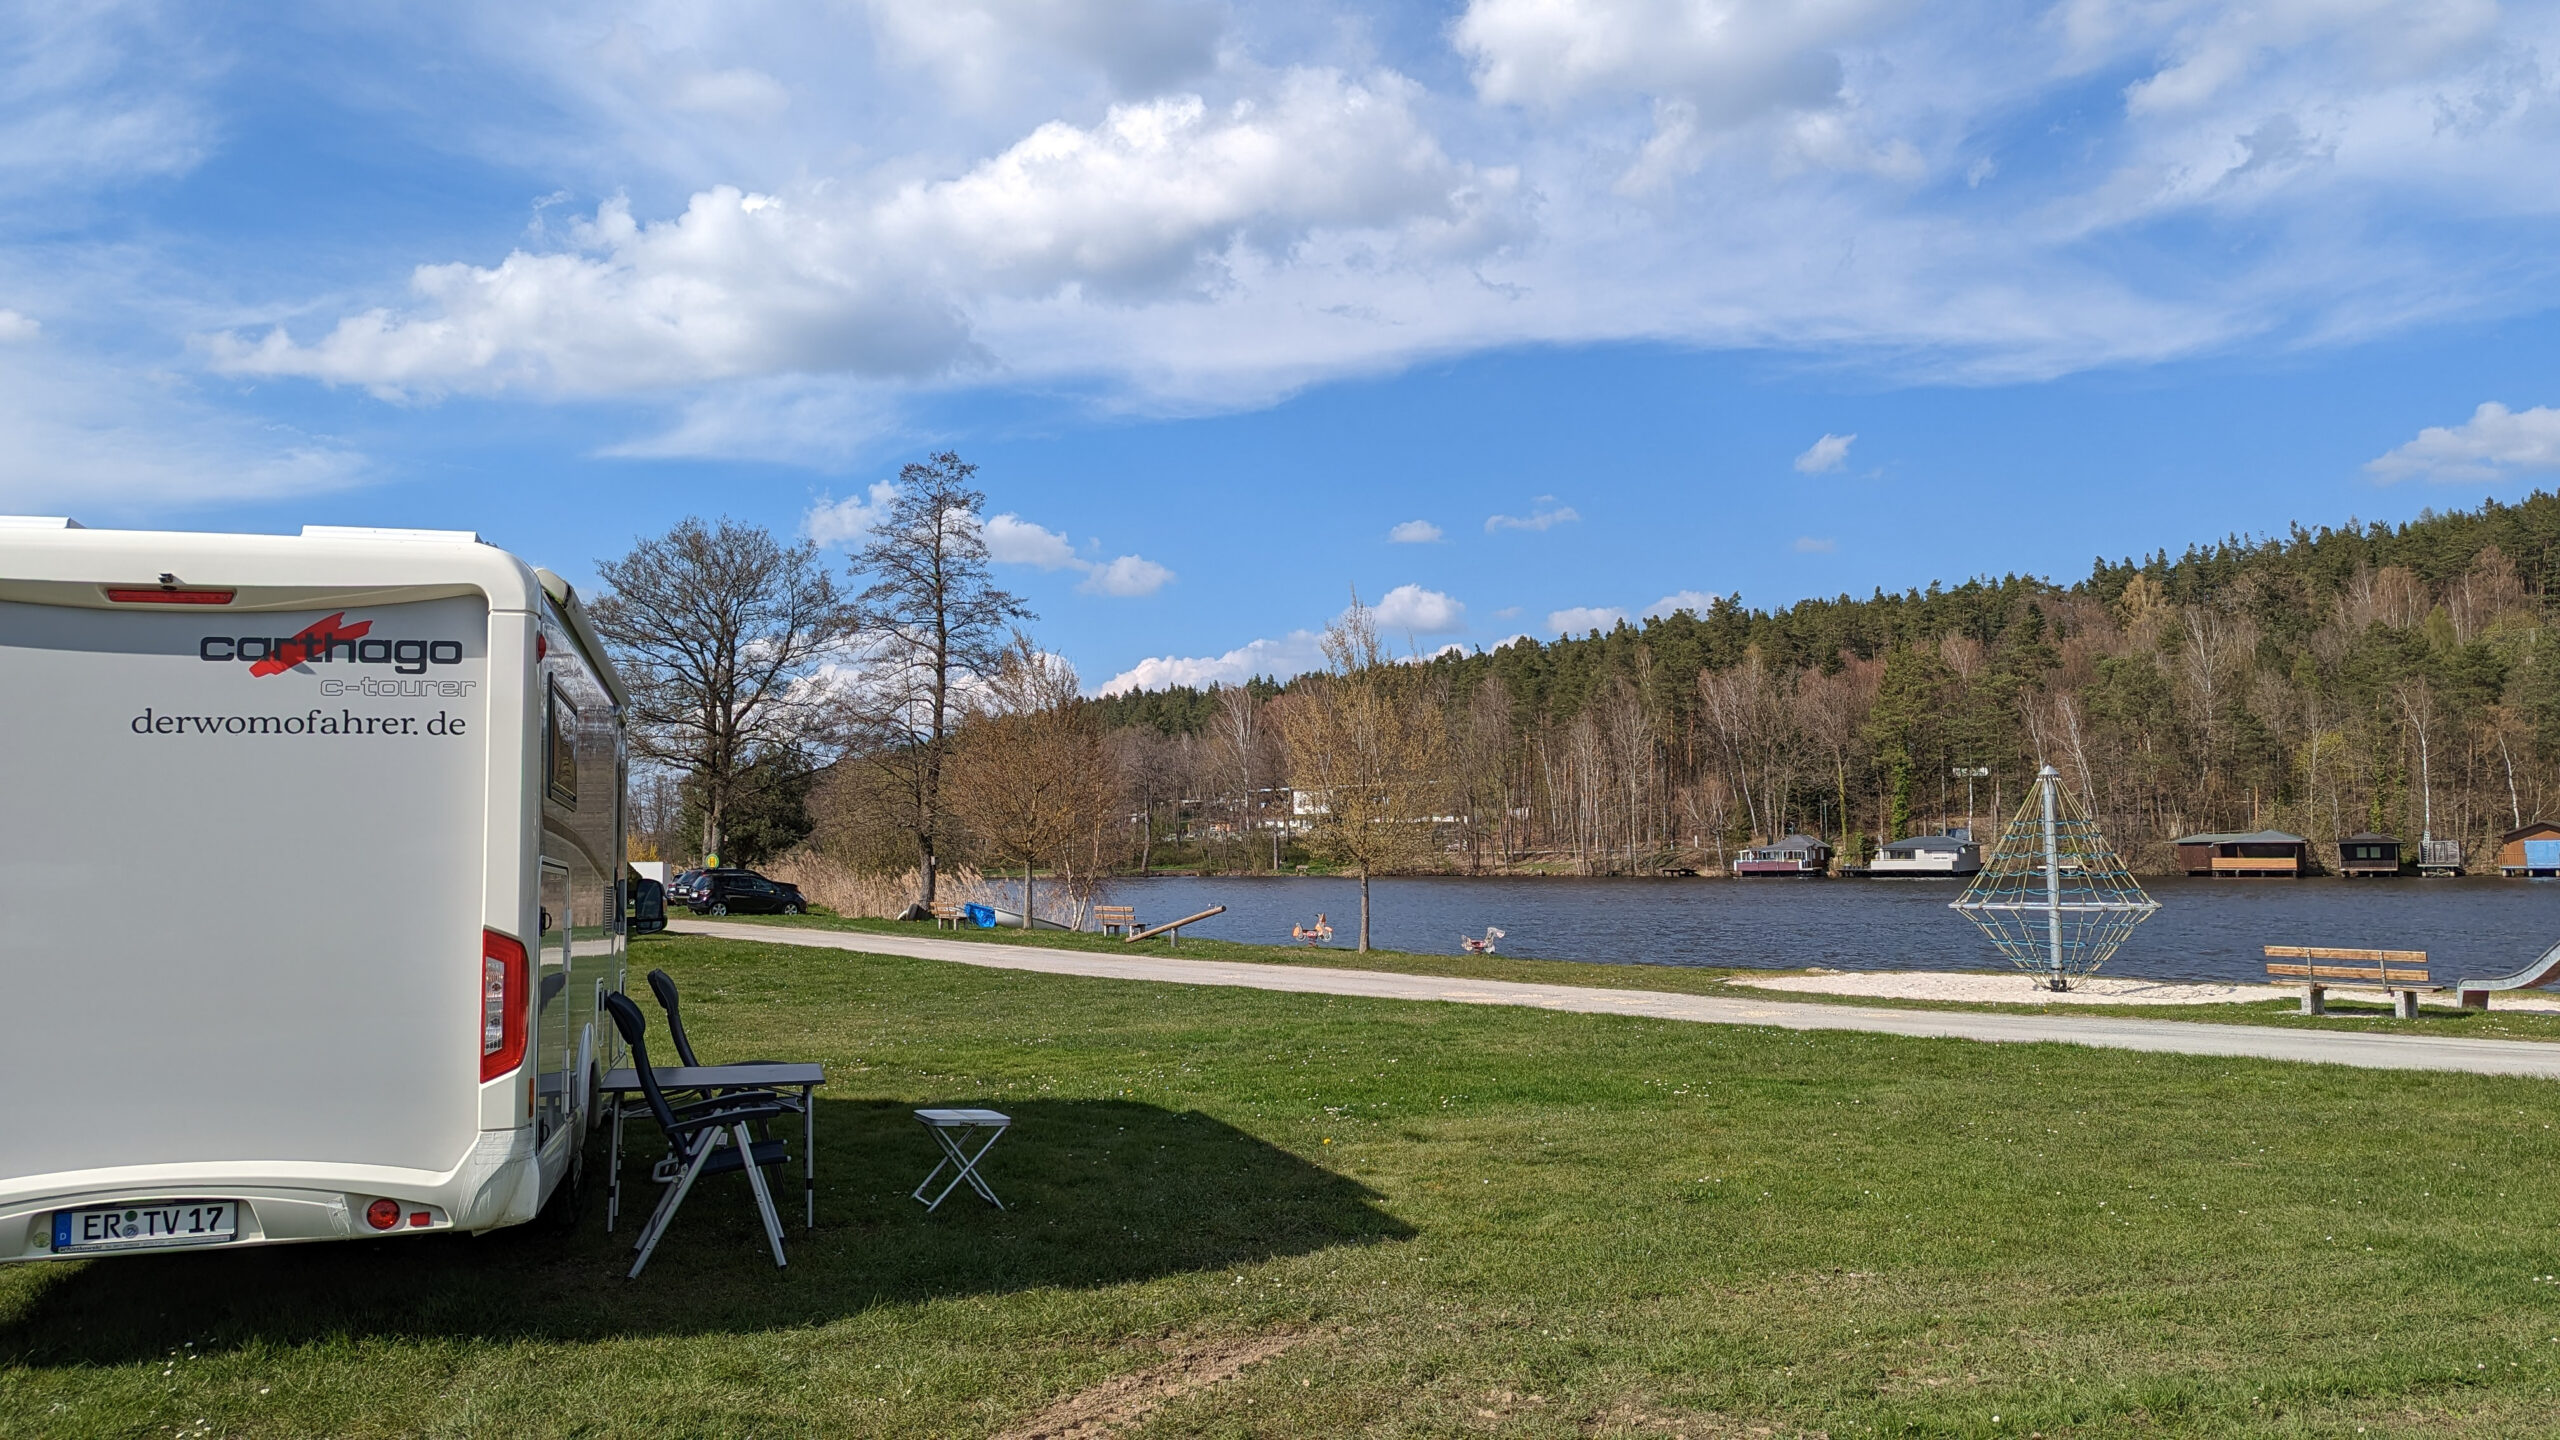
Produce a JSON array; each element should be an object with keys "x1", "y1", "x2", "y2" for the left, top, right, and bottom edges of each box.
[{"x1": 0, "y1": 519, "x2": 627, "y2": 1262}]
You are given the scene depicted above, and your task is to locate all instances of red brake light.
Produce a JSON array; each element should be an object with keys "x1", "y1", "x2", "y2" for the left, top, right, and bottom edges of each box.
[
  {"x1": 366, "y1": 1198, "x2": 401, "y2": 1230},
  {"x1": 104, "y1": 587, "x2": 235, "y2": 605},
  {"x1": 408, "y1": 1211, "x2": 432, "y2": 1228},
  {"x1": 480, "y1": 928, "x2": 527, "y2": 1082}
]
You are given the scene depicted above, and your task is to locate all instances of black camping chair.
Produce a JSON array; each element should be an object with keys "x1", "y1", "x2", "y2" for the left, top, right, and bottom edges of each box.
[
  {"x1": 602, "y1": 992, "x2": 792, "y2": 1278},
  {"x1": 643, "y1": 968, "x2": 803, "y2": 1121}
]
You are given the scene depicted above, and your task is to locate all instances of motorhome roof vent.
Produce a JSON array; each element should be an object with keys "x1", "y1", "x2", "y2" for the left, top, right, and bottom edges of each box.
[
  {"x1": 0, "y1": 516, "x2": 83, "y2": 528},
  {"x1": 300, "y1": 525, "x2": 482, "y2": 543}
]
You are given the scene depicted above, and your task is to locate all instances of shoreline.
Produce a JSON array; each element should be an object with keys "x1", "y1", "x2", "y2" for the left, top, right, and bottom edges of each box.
[{"x1": 1730, "y1": 968, "x2": 2560, "y2": 1011}]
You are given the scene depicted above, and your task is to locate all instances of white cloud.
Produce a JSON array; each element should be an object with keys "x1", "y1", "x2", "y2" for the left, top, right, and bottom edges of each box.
[
  {"x1": 0, "y1": 342, "x2": 362, "y2": 513},
  {"x1": 2116, "y1": 0, "x2": 2499, "y2": 118},
  {"x1": 1079, "y1": 553, "x2": 1175, "y2": 596},
  {"x1": 1644, "y1": 589, "x2": 1717, "y2": 618},
  {"x1": 1454, "y1": 0, "x2": 1901, "y2": 122},
  {"x1": 668, "y1": 67, "x2": 792, "y2": 120},
  {"x1": 1101, "y1": 629, "x2": 1325, "y2": 693},
  {"x1": 866, "y1": 0, "x2": 1223, "y2": 104},
  {"x1": 2367, "y1": 402, "x2": 2560, "y2": 484},
  {"x1": 605, "y1": 375, "x2": 899, "y2": 467},
  {"x1": 1794, "y1": 535, "x2": 1837, "y2": 552},
  {"x1": 0, "y1": 310, "x2": 38, "y2": 342},
  {"x1": 1371, "y1": 583, "x2": 1466, "y2": 634},
  {"x1": 0, "y1": 1, "x2": 218, "y2": 200},
  {"x1": 1486, "y1": 503, "x2": 1580, "y2": 533},
  {"x1": 1548, "y1": 604, "x2": 1628, "y2": 634},
  {"x1": 982, "y1": 510, "x2": 1175, "y2": 595},
  {"x1": 1794, "y1": 432, "x2": 1856, "y2": 474},
  {"x1": 804, "y1": 481, "x2": 900, "y2": 547},
  {"x1": 119, "y1": 0, "x2": 2560, "y2": 458},
  {"x1": 984, "y1": 512, "x2": 1081, "y2": 569},
  {"x1": 211, "y1": 67, "x2": 1503, "y2": 396},
  {"x1": 1387, "y1": 518, "x2": 1443, "y2": 543}
]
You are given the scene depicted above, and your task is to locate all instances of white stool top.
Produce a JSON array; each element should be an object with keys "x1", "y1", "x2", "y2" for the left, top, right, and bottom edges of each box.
[{"x1": 915, "y1": 1108, "x2": 1010, "y2": 1126}]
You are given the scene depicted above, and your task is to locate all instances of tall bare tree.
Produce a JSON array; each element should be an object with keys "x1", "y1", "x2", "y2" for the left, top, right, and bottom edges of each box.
[
  {"x1": 1273, "y1": 597, "x2": 1447, "y2": 950},
  {"x1": 1791, "y1": 655, "x2": 1881, "y2": 854},
  {"x1": 592, "y1": 517, "x2": 853, "y2": 863},
  {"x1": 841, "y1": 452, "x2": 1029, "y2": 908}
]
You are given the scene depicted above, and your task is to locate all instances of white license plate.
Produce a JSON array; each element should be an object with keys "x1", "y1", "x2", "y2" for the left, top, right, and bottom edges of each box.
[{"x1": 52, "y1": 1200, "x2": 237, "y2": 1253}]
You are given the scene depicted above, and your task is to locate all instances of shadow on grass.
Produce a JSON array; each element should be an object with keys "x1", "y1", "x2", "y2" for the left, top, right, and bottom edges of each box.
[{"x1": 0, "y1": 1098, "x2": 1408, "y2": 1365}]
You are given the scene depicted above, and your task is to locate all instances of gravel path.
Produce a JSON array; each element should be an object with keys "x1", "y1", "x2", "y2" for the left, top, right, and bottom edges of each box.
[{"x1": 672, "y1": 920, "x2": 2560, "y2": 1080}]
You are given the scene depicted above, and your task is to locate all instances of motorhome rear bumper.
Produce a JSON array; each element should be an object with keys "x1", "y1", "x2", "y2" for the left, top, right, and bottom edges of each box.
[{"x1": 0, "y1": 1128, "x2": 541, "y2": 1265}]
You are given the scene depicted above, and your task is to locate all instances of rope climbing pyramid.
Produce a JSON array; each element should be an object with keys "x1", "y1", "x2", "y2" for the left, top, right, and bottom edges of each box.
[{"x1": 1949, "y1": 764, "x2": 2159, "y2": 991}]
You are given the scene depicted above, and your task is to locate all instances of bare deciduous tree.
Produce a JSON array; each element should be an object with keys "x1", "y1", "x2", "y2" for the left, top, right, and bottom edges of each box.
[
  {"x1": 592, "y1": 517, "x2": 853, "y2": 863},
  {"x1": 840, "y1": 452, "x2": 1030, "y2": 909},
  {"x1": 1273, "y1": 597, "x2": 1447, "y2": 950},
  {"x1": 944, "y1": 633, "x2": 1117, "y2": 927}
]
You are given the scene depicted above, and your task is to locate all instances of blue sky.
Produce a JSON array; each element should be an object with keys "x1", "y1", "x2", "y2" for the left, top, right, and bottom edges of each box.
[{"x1": 6, "y1": 2, "x2": 2560, "y2": 690}]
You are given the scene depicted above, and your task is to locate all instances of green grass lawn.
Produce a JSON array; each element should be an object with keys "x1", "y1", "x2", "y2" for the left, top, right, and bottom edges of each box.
[
  {"x1": 10, "y1": 930, "x2": 2560, "y2": 1437},
  {"x1": 723, "y1": 913, "x2": 2560, "y2": 1044}
]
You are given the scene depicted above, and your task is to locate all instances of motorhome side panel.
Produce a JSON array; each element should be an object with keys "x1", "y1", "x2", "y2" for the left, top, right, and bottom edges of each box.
[
  {"x1": 0, "y1": 596, "x2": 492, "y2": 1184},
  {"x1": 532, "y1": 596, "x2": 625, "y2": 1183}
]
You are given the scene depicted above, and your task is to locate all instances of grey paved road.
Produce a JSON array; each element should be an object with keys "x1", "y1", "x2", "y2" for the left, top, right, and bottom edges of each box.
[{"x1": 672, "y1": 920, "x2": 2560, "y2": 1080}]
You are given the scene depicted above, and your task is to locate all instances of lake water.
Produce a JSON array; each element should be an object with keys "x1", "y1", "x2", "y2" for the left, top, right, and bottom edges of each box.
[{"x1": 1099, "y1": 874, "x2": 2560, "y2": 986}]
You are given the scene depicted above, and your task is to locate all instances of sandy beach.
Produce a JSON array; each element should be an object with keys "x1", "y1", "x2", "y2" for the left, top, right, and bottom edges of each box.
[{"x1": 1726, "y1": 969, "x2": 2560, "y2": 1011}]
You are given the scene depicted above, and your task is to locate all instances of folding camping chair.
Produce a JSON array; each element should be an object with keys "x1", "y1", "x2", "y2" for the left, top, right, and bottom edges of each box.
[
  {"x1": 603, "y1": 992, "x2": 794, "y2": 1278},
  {"x1": 646, "y1": 969, "x2": 801, "y2": 1101},
  {"x1": 913, "y1": 1109, "x2": 1011, "y2": 1211}
]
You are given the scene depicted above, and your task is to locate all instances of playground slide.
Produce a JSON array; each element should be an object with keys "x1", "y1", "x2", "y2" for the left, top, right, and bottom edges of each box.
[{"x1": 2453, "y1": 938, "x2": 2560, "y2": 1008}]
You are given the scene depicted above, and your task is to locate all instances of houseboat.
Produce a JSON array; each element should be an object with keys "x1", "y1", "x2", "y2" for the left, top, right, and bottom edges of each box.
[
  {"x1": 2498, "y1": 823, "x2": 2560, "y2": 877},
  {"x1": 2173, "y1": 830, "x2": 2310, "y2": 877},
  {"x1": 2335, "y1": 832, "x2": 2402, "y2": 878},
  {"x1": 1851, "y1": 832, "x2": 1983, "y2": 878},
  {"x1": 1732, "y1": 834, "x2": 1832, "y2": 877}
]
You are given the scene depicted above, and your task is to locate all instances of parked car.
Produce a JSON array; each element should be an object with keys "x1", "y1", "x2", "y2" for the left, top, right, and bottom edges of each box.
[
  {"x1": 667, "y1": 868, "x2": 709, "y2": 907},
  {"x1": 690, "y1": 869, "x2": 806, "y2": 916}
]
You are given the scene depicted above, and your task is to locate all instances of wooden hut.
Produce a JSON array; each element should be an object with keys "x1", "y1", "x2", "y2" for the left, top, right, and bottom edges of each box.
[
  {"x1": 2335, "y1": 832, "x2": 2402, "y2": 878},
  {"x1": 2173, "y1": 830, "x2": 2310, "y2": 877},
  {"x1": 2498, "y1": 822, "x2": 2560, "y2": 877}
]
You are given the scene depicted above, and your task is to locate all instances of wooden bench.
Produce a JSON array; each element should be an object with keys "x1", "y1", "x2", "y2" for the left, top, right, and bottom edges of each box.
[
  {"x1": 2263, "y1": 946, "x2": 2434, "y2": 1018},
  {"x1": 1092, "y1": 904, "x2": 1137, "y2": 936},
  {"x1": 930, "y1": 899, "x2": 969, "y2": 930}
]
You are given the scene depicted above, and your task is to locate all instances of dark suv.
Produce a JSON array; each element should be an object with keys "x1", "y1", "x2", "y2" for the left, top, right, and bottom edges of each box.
[{"x1": 689, "y1": 869, "x2": 806, "y2": 916}]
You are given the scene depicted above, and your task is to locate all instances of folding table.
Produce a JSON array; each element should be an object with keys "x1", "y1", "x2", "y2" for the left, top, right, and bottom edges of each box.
[{"x1": 602, "y1": 1062, "x2": 825, "y2": 1230}]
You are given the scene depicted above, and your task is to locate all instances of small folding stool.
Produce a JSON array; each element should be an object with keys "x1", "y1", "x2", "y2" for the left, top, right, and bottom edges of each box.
[{"x1": 913, "y1": 1108, "x2": 1010, "y2": 1211}]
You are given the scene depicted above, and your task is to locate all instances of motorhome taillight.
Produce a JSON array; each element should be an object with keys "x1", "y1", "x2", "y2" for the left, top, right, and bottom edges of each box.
[
  {"x1": 365, "y1": 1198, "x2": 401, "y2": 1230},
  {"x1": 103, "y1": 587, "x2": 235, "y2": 605},
  {"x1": 480, "y1": 928, "x2": 527, "y2": 1082}
]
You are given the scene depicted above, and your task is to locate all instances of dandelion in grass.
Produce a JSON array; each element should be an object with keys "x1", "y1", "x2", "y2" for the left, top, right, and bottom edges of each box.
[{"x1": 1951, "y1": 765, "x2": 2157, "y2": 991}]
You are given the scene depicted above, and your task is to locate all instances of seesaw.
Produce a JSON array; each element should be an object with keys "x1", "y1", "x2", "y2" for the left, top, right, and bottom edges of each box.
[{"x1": 1127, "y1": 905, "x2": 1225, "y2": 949}]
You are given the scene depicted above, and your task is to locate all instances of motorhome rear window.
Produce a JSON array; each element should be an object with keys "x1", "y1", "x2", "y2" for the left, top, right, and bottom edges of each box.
[{"x1": 546, "y1": 680, "x2": 578, "y2": 808}]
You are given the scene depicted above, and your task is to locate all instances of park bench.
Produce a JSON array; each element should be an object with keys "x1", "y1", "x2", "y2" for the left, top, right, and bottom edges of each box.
[
  {"x1": 1093, "y1": 904, "x2": 1137, "y2": 936},
  {"x1": 2262, "y1": 946, "x2": 2435, "y2": 1018},
  {"x1": 930, "y1": 899, "x2": 968, "y2": 930}
]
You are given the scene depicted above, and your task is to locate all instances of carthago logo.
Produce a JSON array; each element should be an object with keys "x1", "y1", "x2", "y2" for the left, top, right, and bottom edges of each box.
[{"x1": 198, "y1": 612, "x2": 467, "y2": 677}]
